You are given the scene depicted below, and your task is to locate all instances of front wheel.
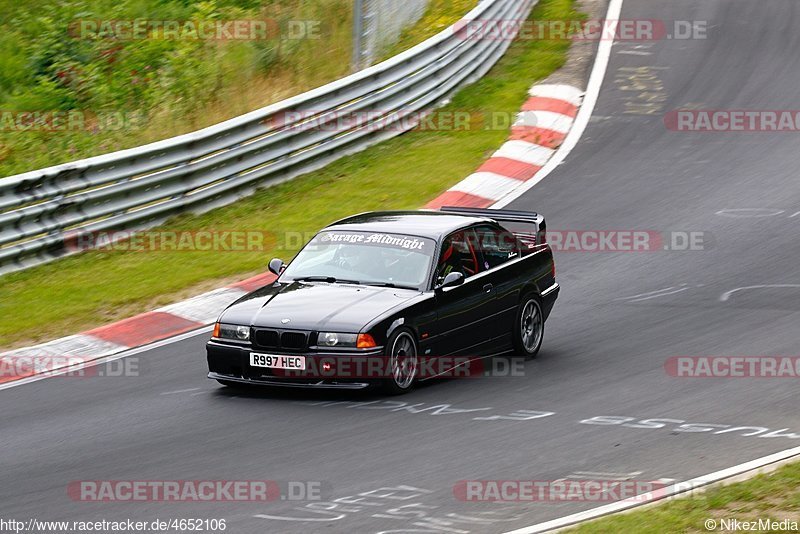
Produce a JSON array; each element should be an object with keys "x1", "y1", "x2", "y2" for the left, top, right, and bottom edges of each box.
[
  {"x1": 381, "y1": 329, "x2": 419, "y2": 395},
  {"x1": 513, "y1": 294, "x2": 544, "y2": 359}
]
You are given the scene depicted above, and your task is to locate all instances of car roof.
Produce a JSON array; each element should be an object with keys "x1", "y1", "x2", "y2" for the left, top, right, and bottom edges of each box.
[{"x1": 325, "y1": 210, "x2": 495, "y2": 241}]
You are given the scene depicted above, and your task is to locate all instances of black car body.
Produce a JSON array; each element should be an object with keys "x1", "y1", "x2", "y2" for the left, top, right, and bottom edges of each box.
[{"x1": 207, "y1": 207, "x2": 559, "y2": 393}]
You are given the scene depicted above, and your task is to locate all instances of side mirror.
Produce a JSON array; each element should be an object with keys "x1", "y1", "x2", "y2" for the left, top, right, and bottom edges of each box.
[
  {"x1": 439, "y1": 271, "x2": 464, "y2": 289},
  {"x1": 268, "y1": 258, "x2": 285, "y2": 276}
]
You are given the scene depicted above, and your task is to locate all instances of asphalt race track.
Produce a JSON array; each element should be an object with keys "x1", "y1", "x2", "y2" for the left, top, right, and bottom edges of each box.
[{"x1": 2, "y1": 1, "x2": 800, "y2": 532}]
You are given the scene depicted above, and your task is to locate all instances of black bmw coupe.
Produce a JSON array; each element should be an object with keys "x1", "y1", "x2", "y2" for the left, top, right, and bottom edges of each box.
[{"x1": 207, "y1": 207, "x2": 559, "y2": 394}]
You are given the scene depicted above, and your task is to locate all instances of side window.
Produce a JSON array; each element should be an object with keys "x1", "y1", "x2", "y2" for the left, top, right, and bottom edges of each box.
[
  {"x1": 474, "y1": 225, "x2": 518, "y2": 270},
  {"x1": 435, "y1": 230, "x2": 479, "y2": 285}
]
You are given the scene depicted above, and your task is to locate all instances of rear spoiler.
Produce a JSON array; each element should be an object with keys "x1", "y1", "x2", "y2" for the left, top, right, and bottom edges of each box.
[
  {"x1": 438, "y1": 206, "x2": 547, "y2": 246},
  {"x1": 439, "y1": 206, "x2": 538, "y2": 219}
]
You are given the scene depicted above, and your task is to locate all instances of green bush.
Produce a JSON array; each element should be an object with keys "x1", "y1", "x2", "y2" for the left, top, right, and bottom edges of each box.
[{"x1": 0, "y1": 0, "x2": 355, "y2": 174}]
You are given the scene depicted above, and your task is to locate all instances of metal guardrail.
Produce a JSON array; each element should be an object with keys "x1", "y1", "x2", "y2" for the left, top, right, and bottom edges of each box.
[{"x1": 0, "y1": 0, "x2": 536, "y2": 275}]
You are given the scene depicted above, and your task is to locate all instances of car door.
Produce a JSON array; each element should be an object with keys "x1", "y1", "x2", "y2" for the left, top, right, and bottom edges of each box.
[
  {"x1": 472, "y1": 224, "x2": 522, "y2": 346},
  {"x1": 430, "y1": 229, "x2": 495, "y2": 359}
]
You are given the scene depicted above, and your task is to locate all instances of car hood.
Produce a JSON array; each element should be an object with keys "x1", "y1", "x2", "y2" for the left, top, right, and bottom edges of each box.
[{"x1": 219, "y1": 281, "x2": 420, "y2": 332}]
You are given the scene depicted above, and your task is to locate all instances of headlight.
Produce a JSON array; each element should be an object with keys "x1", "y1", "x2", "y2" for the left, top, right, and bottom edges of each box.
[
  {"x1": 317, "y1": 332, "x2": 377, "y2": 348},
  {"x1": 214, "y1": 323, "x2": 251, "y2": 342},
  {"x1": 318, "y1": 332, "x2": 358, "y2": 347}
]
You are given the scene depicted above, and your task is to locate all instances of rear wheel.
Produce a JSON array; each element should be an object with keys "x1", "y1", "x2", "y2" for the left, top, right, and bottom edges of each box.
[
  {"x1": 513, "y1": 294, "x2": 544, "y2": 359},
  {"x1": 381, "y1": 329, "x2": 419, "y2": 395}
]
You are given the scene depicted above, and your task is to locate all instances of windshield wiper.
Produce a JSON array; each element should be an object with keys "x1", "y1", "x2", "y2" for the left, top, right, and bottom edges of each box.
[
  {"x1": 294, "y1": 276, "x2": 361, "y2": 284},
  {"x1": 364, "y1": 282, "x2": 419, "y2": 291}
]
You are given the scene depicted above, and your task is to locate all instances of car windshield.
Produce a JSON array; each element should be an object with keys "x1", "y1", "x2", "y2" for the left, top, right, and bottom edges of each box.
[{"x1": 281, "y1": 231, "x2": 435, "y2": 290}]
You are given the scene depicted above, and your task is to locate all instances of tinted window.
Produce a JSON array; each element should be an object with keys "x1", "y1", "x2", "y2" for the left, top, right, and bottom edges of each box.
[{"x1": 474, "y1": 225, "x2": 519, "y2": 269}]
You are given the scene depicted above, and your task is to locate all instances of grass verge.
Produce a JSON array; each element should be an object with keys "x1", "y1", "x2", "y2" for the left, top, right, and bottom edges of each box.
[
  {"x1": 0, "y1": 0, "x2": 356, "y2": 175},
  {"x1": 0, "y1": 0, "x2": 477, "y2": 176},
  {"x1": 566, "y1": 460, "x2": 800, "y2": 533},
  {"x1": 379, "y1": 0, "x2": 479, "y2": 61},
  {"x1": 1, "y1": 0, "x2": 580, "y2": 349}
]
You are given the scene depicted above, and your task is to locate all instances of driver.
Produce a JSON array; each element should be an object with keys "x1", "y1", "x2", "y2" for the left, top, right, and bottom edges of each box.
[{"x1": 336, "y1": 244, "x2": 366, "y2": 272}]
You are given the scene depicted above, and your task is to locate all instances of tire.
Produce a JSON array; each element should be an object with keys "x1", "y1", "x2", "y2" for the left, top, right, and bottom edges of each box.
[
  {"x1": 513, "y1": 293, "x2": 544, "y2": 359},
  {"x1": 381, "y1": 329, "x2": 419, "y2": 395}
]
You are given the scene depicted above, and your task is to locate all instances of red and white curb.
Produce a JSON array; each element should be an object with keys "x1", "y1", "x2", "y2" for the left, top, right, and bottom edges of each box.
[
  {"x1": 0, "y1": 272, "x2": 276, "y2": 384},
  {"x1": 426, "y1": 83, "x2": 583, "y2": 209}
]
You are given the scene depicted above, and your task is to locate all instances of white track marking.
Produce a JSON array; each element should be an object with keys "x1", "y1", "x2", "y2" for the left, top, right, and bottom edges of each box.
[
  {"x1": 505, "y1": 444, "x2": 800, "y2": 533},
  {"x1": 493, "y1": 0, "x2": 624, "y2": 209},
  {"x1": 627, "y1": 287, "x2": 690, "y2": 302},
  {"x1": 160, "y1": 388, "x2": 200, "y2": 395},
  {"x1": 614, "y1": 284, "x2": 692, "y2": 302},
  {"x1": 715, "y1": 208, "x2": 785, "y2": 218},
  {"x1": 614, "y1": 286, "x2": 677, "y2": 300},
  {"x1": 720, "y1": 284, "x2": 800, "y2": 302}
]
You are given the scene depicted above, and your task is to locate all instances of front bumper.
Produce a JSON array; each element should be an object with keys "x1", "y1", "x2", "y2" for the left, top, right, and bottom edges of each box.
[
  {"x1": 206, "y1": 340, "x2": 385, "y2": 389},
  {"x1": 208, "y1": 372, "x2": 371, "y2": 389}
]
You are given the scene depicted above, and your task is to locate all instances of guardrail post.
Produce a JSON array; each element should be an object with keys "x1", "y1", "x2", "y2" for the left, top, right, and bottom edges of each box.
[{"x1": 351, "y1": 0, "x2": 366, "y2": 72}]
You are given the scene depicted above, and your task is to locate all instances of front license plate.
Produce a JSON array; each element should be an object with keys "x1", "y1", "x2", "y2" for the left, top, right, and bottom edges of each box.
[{"x1": 250, "y1": 353, "x2": 306, "y2": 370}]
